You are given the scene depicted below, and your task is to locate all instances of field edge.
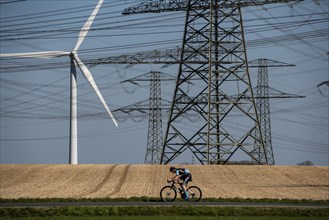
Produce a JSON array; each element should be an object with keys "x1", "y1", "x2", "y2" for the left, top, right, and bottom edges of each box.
[{"x1": 1, "y1": 197, "x2": 328, "y2": 204}]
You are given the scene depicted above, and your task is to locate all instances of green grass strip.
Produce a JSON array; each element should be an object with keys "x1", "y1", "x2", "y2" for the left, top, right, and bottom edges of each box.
[
  {"x1": 0, "y1": 206, "x2": 328, "y2": 218},
  {"x1": 1, "y1": 217, "x2": 329, "y2": 220}
]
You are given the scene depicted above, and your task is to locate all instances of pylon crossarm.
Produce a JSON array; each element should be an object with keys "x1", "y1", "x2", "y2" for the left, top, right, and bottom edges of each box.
[{"x1": 122, "y1": 0, "x2": 303, "y2": 15}]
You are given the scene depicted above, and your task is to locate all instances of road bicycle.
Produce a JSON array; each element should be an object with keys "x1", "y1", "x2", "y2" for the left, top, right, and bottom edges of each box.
[{"x1": 160, "y1": 180, "x2": 202, "y2": 202}]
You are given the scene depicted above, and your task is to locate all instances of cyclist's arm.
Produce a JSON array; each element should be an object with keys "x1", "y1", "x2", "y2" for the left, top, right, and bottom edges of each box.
[{"x1": 168, "y1": 175, "x2": 181, "y2": 183}]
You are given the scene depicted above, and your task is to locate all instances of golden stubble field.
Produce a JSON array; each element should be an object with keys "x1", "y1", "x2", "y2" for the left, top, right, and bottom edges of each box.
[{"x1": 0, "y1": 164, "x2": 328, "y2": 200}]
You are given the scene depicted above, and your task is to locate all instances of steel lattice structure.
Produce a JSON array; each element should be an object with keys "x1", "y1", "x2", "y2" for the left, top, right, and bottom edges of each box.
[
  {"x1": 91, "y1": 57, "x2": 304, "y2": 166},
  {"x1": 93, "y1": 0, "x2": 302, "y2": 165},
  {"x1": 123, "y1": 0, "x2": 300, "y2": 165},
  {"x1": 161, "y1": 0, "x2": 263, "y2": 164},
  {"x1": 249, "y1": 59, "x2": 304, "y2": 165},
  {"x1": 254, "y1": 59, "x2": 274, "y2": 164},
  {"x1": 117, "y1": 71, "x2": 172, "y2": 164},
  {"x1": 122, "y1": 0, "x2": 303, "y2": 15},
  {"x1": 145, "y1": 71, "x2": 164, "y2": 164}
]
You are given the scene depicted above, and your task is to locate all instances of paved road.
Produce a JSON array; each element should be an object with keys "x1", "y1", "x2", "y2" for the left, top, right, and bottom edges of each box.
[{"x1": 1, "y1": 201, "x2": 328, "y2": 208}]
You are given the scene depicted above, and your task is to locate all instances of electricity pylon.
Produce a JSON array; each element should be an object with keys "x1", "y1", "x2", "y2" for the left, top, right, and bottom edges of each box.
[
  {"x1": 145, "y1": 71, "x2": 164, "y2": 164},
  {"x1": 119, "y1": 71, "x2": 173, "y2": 164},
  {"x1": 93, "y1": 0, "x2": 302, "y2": 164},
  {"x1": 249, "y1": 59, "x2": 305, "y2": 165},
  {"x1": 123, "y1": 0, "x2": 300, "y2": 165}
]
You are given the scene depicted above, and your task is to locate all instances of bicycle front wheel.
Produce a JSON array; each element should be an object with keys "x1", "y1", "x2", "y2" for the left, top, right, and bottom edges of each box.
[
  {"x1": 188, "y1": 186, "x2": 202, "y2": 202},
  {"x1": 160, "y1": 186, "x2": 177, "y2": 202}
]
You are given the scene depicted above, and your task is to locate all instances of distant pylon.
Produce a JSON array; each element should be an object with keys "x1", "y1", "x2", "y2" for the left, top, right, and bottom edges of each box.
[
  {"x1": 119, "y1": 71, "x2": 170, "y2": 164},
  {"x1": 145, "y1": 71, "x2": 164, "y2": 164},
  {"x1": 249, "y1": 59, "x2": 305, "y2": 165}
]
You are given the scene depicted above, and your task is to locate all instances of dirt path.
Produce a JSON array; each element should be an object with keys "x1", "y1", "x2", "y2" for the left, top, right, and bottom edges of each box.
[{"x1": 1, "y1": 164, "x2": 328, "y2": 200}]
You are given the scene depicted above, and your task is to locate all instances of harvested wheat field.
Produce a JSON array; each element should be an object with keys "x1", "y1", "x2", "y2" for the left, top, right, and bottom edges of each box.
[{"x1": 0, "y1": 164, "x2": 328, "y2": 200}]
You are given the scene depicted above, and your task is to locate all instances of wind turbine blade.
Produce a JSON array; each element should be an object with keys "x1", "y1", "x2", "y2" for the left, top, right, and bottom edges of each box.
[
  {"x1": 0, "y1": 51, "x2": 69, "y2": 58},
  {"x1": 72, "y1": 53, "x2": 118, "y2": 127},
  {"x1": 72, "y1": 0, "x2": 103, "y2": 52}
]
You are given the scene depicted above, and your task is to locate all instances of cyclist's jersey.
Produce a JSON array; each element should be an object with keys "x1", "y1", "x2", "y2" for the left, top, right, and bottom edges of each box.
[
  {"x1": 175, "y1": 168, "x2": 190, "y2": 176},
  {"x1": 176, "y1": 168, "x2": 192, "y2": 182}
]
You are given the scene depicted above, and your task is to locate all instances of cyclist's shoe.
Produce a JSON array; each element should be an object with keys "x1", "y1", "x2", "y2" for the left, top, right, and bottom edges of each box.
[{"x1": 184, "y1": 192, "x2": 189, "y2": 200}]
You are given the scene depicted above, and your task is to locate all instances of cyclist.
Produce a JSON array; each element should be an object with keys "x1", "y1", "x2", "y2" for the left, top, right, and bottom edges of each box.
[{"x1": 168, "y1": 166, "x2": 192, "y2": 200}]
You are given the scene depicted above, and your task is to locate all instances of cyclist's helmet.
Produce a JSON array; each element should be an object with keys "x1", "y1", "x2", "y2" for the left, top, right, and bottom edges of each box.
[{"x1": 170, "y1": 166, "x2": 176, "y2": 173}]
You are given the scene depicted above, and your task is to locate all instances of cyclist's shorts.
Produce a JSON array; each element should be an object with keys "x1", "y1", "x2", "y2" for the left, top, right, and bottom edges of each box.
[{"x1": 179, "y1": 173, "x2": 192, "y2": 184}]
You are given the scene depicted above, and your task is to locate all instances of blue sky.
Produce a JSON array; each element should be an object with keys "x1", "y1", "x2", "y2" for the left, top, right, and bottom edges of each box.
[{"x1": 0, "y1": 0, "x2": 328, "y2": 165}]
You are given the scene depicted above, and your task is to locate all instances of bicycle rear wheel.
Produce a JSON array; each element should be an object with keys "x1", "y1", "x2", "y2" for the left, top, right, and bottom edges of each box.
[
  {"x1": 160, "y1": 186, "x2": 177, "y2": 202},
  {"x1": 188, "y1": 186, "x2": 202, "y2": 202}
]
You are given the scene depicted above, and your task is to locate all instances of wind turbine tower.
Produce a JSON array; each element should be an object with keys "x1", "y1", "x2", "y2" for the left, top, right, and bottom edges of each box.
[
  {"x1": 120, "y1": 71, "x2": 168, "y2": 164},
  {"x1": 0, "y1": 0, "x2": 118, "y2": 164}
]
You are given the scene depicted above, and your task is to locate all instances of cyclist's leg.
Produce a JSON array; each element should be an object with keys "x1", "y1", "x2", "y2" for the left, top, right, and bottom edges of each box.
[
  {"x1": 182, "y1": 175, "x2": 191, "y2": 199},
  {"x1": 180, "y1": 175, "x2": 187, "y2": 190},
  {"x1": 176, "y1": 177, "x2": 184, "y2": 191}
]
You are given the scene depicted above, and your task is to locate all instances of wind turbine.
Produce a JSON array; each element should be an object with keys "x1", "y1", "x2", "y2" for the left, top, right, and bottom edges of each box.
[{"x1": 0, "y1": 0, "x2": 118, "y2": 164}]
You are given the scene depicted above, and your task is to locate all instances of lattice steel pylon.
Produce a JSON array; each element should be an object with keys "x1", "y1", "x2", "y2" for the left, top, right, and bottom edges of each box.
[
  {"x1": 254, "y1": 59, "x2": 275, "y2": 165},
  {"x1": 119, "y1": 71, "x2": 171, "y2": 164},
  {"x1": 120, "y1": 0, "x2": 301, "y2": 165},
  {"x1": 145, "y1": 71, "x2": 164, "y2": 164},
  {"x1": 163, "y1": 0, "x2": 262, "y2": 164},
  {"x1": 249, "y1": 59, "x2": 304, "y2": 165}
]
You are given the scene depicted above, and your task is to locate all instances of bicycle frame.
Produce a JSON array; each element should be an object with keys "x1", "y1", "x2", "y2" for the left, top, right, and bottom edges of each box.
[
  {"x1": 160, "y1": 179, "x2": 202, "y2": 202},
  {"x1": 167, "y1": 180, "x2": 187, "y2": 194}
]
